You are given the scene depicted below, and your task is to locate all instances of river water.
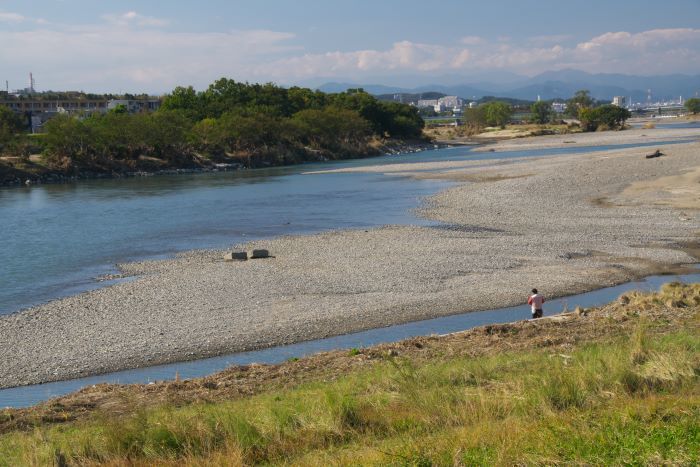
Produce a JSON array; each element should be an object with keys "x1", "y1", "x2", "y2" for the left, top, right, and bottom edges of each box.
[
  {"x1": 0, "y1": 137, "x2": 698, "y2": 407},
  {"x1": 0, "y1": 140, "x2": 688, "y2": 315}
]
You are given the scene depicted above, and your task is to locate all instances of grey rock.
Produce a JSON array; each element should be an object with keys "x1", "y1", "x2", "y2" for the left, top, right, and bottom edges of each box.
[
  {"x1": 250, "y1": 249, "x2": 270, "y2": 259},
  {"x1": 224, "y1": 251, "x2": 248, "y2": 261}
]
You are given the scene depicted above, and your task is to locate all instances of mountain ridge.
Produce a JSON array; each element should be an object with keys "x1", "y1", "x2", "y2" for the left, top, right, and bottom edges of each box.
[{"x1": 316, "y1": 69, "x2": 700, "y2": 102}]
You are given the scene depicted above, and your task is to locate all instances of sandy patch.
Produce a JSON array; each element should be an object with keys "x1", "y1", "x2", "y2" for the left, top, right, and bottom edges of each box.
[{"x1": 616, "y1": 166, "x2": 700, "y2": 211}]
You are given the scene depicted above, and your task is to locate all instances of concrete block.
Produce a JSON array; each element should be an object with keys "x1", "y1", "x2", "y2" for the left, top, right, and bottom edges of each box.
[
  {"x1": 224, "y1": 251, "x2": 248, "y2": 261},
  {"x1": 250, "y1": 249, "x2": 270, "y2": 259}
]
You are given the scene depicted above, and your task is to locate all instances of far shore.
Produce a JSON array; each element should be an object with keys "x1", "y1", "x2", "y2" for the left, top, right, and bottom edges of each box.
[
  {"x1": 0, "y1": 138, "x2": 438, "y2": 188},
  {"x1": 1, "y1": 126, "x2": 699, "y2": 389},
  {"x1": 428, "y1": 114, "x2": 700, "y2": 146}
]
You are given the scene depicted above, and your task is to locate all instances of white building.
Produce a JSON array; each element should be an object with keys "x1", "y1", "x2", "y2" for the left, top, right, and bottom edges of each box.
[
  {"x1": 416, "y1": 99, "x2": 438, "y2": 108},
  {"x1": 417, "y1": 95, "x2": 464, "y2": 113},
  {"x1": 551, "y1": 102, "x2": 567, "y2": 113},
  {"x1": 611, "y1": 96, "x2": 626, "y2": 107},
  {"x1": 438, "y1": 96, "x2": 463, "y2": 108}
]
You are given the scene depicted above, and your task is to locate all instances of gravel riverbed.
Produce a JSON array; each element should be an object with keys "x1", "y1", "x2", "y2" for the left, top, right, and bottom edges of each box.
[{"x1": 1, "y1": 129, "x2": 699, "y2": 389}]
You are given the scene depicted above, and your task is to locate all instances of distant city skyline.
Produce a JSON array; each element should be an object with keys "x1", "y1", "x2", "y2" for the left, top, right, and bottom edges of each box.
[{"x1": 1, "y1": 0, "x2": 699, "y2": 93}]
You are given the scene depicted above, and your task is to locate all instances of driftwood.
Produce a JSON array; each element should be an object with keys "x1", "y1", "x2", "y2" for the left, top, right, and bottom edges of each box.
[{"x1": 645, "y1": 149, "x2": 664, "y2": 159}]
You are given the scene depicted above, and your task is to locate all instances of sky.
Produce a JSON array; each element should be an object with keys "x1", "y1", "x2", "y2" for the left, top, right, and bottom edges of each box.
[{"x1": 1, "y1": 0, "x2": 699, "y2": 93}]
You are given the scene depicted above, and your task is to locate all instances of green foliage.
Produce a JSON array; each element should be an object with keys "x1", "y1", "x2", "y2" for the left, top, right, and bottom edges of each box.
[
  {"x1": 42, "y1": 111, "x2": 194, "y2": 167},
  {"x1": 0, "y1": 105, "x2": 25, "y2": 146},
  {"x1": 2, "y1": 285, "x2": 699, "y2": 465},
  {"x1": 2, "y1": 325, "x2": 698, "y2": 465},
  {"x1": 160, "y1": 86, "x2": 206, "y2": 120},
  {"x1": 292, "y1": 107, "x2": 370, "y2": 150},
  {"x1": 579, "y1": 105, "x2": 632, "y2": 131},
  {"x1": 42, "y1": 114, "x2": 93, "y2": 161},
  {"x1": 109, "y1": 104, "x2": 128, "y2": 115},
  {"x1": 566, "y1": 89, "x2": 595, "y2": 118},
  {"x1": 481, "y1": 101, "x2": 513, "y2": 128},
  {"x1": 685, "y1": 97, "x2": 700, "y2": 115},
  {"x1": 36, "y1": 79, "x2": 424, "y2": 170},
  {"x1": 530, "y1": 100, "x2": 553, "y2": 124},
  {"x1": 462, "y1": 106, "x2": 487, "y2": 129}
]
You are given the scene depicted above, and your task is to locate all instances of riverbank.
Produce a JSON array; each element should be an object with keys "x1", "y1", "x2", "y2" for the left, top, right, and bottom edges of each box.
[
  {"x1": 1, "y1": 283, "x2": 698, "y2": 465},
  {"x1": 470, "y1": 125, "x2": 699, "y2": 152},
  {"x1": 0, "y1": 138, "x2": 438, "y2": 187},
  {"x1": 427, "y1": 116, "x2": 699, "y2": 147},
  {"x1": 1, "y1": 129, "x2": 699, "y2": 389}
]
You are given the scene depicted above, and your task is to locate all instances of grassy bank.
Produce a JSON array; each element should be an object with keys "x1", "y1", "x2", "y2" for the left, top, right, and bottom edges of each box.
[{"x1": 1, "y1": 283, "x2": 699, "y2": 465}]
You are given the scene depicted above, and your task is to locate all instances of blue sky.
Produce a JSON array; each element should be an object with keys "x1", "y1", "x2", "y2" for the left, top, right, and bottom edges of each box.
[{"x1": 1, "y1": 0, "x2": 699, "y2": 92}]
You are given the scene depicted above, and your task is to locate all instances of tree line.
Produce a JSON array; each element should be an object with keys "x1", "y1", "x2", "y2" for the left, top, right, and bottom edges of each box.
[
  {"x1": 1, "y1": 80, "x2": 425, "y2": 172},
  {"x1": 459, "y1": 90, "x2": 634, "y2": 132}
]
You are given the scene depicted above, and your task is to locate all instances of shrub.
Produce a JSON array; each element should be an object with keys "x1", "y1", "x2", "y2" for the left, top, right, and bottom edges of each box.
[
  {"x1": 482, "y1": 101, "x2": 513, "y2": 128},
  {"x1": 579, "y1": 105, "x2": 631, "y2": 131}
]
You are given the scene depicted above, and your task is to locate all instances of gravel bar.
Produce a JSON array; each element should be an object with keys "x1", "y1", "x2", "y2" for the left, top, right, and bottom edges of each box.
[{"x1": 1, "y1": 131, "x2": 699, "y2": 388}]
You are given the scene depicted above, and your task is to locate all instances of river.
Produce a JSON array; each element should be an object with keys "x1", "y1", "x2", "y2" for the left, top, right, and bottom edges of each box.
[
  {"x1": 0, "y1": 137, "x2": 697, "y2": 407},
  {"x1": 0, "y1": 140, "x2": 688, "y2": 315}
]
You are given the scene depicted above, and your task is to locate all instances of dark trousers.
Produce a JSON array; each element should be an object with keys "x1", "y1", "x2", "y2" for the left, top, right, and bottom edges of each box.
[{"x1": 532, "y1": 309, "x2": 543, "y2": 318}]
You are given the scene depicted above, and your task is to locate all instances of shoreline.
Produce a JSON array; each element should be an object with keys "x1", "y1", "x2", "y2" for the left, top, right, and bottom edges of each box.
[
  {"x1": 2, "y1": 281, "x2": 697, "y2": 432},
  {"x1": 1, "y1": 129, "x2": 699, "y2": 389},
  {"x1": 0, "y1": 139, "x2": 440, "y2": 188}
]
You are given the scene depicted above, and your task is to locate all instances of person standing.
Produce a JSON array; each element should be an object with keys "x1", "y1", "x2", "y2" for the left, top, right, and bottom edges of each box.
[{"x1": 528, "y1": 288, "x2": 545, "y2": 318}]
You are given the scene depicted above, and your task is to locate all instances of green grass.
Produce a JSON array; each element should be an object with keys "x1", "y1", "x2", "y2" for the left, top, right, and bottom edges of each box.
[
  {"x1": 4, "y1": 282, "x2": 700, "y2": 465},
  {"x1": 1, "y1": 321, "x2": 698, "y2": 466}
]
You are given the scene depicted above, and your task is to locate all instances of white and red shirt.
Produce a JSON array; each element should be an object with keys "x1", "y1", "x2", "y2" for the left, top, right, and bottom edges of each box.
[{"x1": 528, "y1": 294, "x2": 545, "y2": 312}]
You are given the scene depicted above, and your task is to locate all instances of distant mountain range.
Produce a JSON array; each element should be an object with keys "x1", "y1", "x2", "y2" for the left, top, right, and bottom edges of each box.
[{"x1": 317, "y1": 69, "x2": 700, "y2": 102}]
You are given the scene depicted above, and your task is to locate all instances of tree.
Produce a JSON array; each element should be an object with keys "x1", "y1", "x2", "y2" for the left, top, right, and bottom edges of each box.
[
  {"x1": 482, "y1": 101, "x2": 512, "y2": 128},
  {"x1": 292, "y1": 107, "x2": 370, "y2": 150},
  {"x1": 0, "y1": 106, "x2": 25, "y2": 144},
  {"x1": 530, "y1": 101, "x2": 552, "y2": 124},
  {"x1": 43, "y1": 115, "x2": 93, "y2": 162},
  {"x1": 160, "y1": 86, "x2": 206, "y2": 120},
  {"x1": 685, "y1": 97, "x2": 700, "y2": 115},
  {"x1": 566, "y1": 90, "x2": 594, "y2": 118},
  {"x1": 462, "y1": 106, "x2": 486, "y2": 129},
  {"x1": 191, "y1": 118, "x2": 224, "y2": 151},
  {"x1": 579, "y1": 105, "x2": 631, "y2": 131},
  {"x1": 109, "y1": 104, "x2": 128, "y2": 114},
  {"x1": 379, "y1": 101, "x2": 424, "y2": 138}
]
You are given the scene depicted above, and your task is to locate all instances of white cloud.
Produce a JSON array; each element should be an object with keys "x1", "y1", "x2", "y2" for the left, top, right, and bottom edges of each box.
[
  {"x1": 101, "y1": 11, "x2": 170, "y2": 28},
  {"x1": 1, "y1": 24, "x2": 699, "y2": 92},
  {"x1": 258, "y1": 28, "x2": 700, "y2": 80},
  {"x1": 0, "y1": 11, "x2": 25, "y2": 23},
  {"x1": 255, "y1": 41, "x2": 477, "y2": 80},
  {"x1": 569, "y1": 29, "x2": 700, "y2": 72},
  {"x1": 0, "y1": 14, "x2": 299, "y2": 92}
]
